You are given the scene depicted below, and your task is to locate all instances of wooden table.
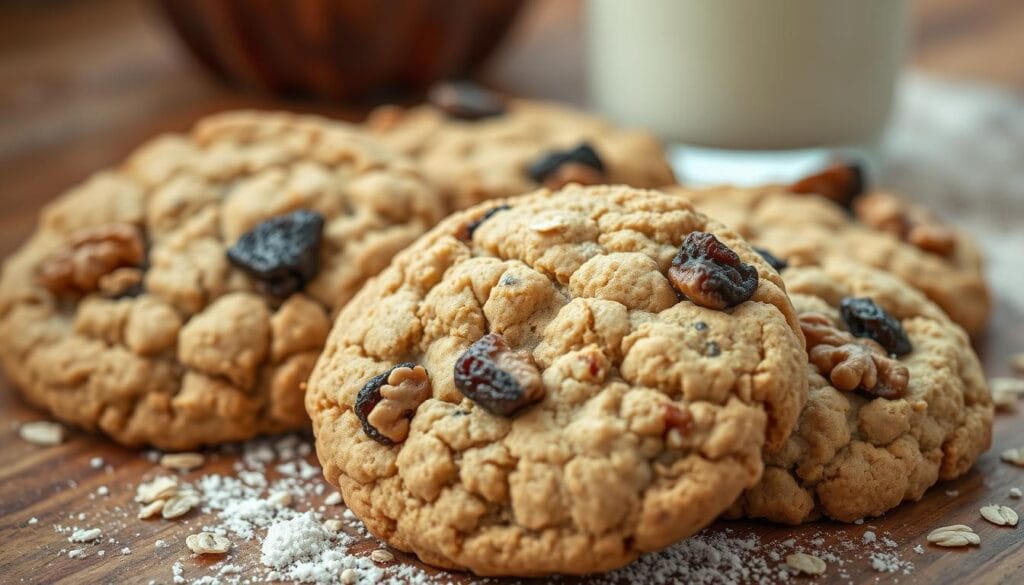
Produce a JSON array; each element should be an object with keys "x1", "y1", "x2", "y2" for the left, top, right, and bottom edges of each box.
[{"x1": 1, "y1": 1, "x2": 1022, "y2": 583}]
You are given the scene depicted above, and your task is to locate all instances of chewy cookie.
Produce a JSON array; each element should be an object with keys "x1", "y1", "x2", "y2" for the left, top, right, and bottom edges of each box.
[
  {"x1": 367, "y1": 86, "x2": 676, "y2": 211},
  {"x1": 675, "y1": 184, "x2": 991, "y2": 336},
  {"x1": 0, "y1": 111, "x2": 444, "y2": 450},
  {"x1": 306, "y1": 185, "x2": 807, "y2": 575},
  {"x1": 730, "y1": 259, "x2": 992, "y2": 524}
]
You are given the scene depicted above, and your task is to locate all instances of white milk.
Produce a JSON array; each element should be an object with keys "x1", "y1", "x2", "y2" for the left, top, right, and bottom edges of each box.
[{"x1": 587, "y1": 0, "x2": 908, "y2": 150}]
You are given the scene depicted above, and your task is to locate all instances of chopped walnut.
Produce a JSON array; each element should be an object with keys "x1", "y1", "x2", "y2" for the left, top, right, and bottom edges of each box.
[
  {"x1": 800, "y1": 313, "x2": 910, "y2": 399},
  {"x1": 364, "y1": 365, "x2": 432, "y2": 444},
  {"x1": 853, "y1": 192, "x2": 957, "y2": 257},
  {"x1": 38, "y1": 223, "x2": 145, "y2": 296}
]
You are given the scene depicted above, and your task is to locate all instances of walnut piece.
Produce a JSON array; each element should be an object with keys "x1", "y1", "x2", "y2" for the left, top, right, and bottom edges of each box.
[
  {"x1": 800, "y1": 313, "x2": 910, "y2": 399},
  {"x1": 853, "y1": 192, "x2": 957, "y2": 257},
  {"x1": 365, "y1": 365, "x2": 432, "y2": 444},
  {"x1": 907, "y1": 223, "x2": 958, "y2": 256},
  {"x1": 38, "y1": 223, "x2": 145, "y2": 296}
]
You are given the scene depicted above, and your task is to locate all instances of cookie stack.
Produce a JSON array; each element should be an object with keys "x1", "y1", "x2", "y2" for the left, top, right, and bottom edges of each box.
[{"x1": 0, "y1": 85, "x2": 993, "y2": 576}]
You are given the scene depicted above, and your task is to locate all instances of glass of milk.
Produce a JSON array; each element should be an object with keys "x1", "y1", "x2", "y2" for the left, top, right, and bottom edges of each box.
[{"x1": 587, "y1": 0, "x2": 908, "y2": 185}]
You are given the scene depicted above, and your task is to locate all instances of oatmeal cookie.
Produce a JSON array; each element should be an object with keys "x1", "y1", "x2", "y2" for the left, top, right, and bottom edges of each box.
[
  {"x1": 730, "y1": 259, "x2": 992, "y2": 524},
  {"x1": 674, "y1": 185, "x2": 991, "y2": 336},
  {"x1": 0, "y1": 111, "x2": 444, "y2": 450},
  {"x1": 306, "y1": 185, "x2": 807, "y2": 575},
  {"x1": 367, "y1": 95, "x2": 676, "y2": 211}
]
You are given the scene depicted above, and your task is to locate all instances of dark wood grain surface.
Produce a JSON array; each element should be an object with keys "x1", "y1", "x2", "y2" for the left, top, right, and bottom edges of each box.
[{"x1": 1, "y1": 1, "x2": 1022, "y2": 584}]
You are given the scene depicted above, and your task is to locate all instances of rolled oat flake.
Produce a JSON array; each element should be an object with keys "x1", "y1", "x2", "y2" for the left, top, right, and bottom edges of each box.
[
  {"x1": 980, "y1": 504, "x2": 1019, "y2": 527},
  {"x1": 786, "y1": 552, "x2": 827, "y2": 575},
  {"x1": 186, "y1": 532, "x2": 231, "y2": 555},
  {"x1": 926, "y1": 525, "x2": 980, "y2": 547}
]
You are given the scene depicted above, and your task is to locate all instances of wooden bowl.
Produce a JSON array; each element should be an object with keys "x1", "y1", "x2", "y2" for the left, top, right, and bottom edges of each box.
[{"x1": 156, "y1": 0, "x2": 525, "y2": 100}]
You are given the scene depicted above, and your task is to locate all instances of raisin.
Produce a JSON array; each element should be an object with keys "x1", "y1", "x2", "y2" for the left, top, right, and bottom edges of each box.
[
  {"x1": 839, "y1": 297, "x2": 913, "y2": 357},
  {"x1": 705, "y1": 341, "x2": 721, "y2": 357},
  {"x1": 227, "y1": 210, "x2": 324, "y2": 297},
  {"x1": 668, "y1": 232, "x2": 759, "y2": 310},
  {"x1": 427, "y1": 81, "x2": 506, "y2": 120},
  {"x1": 753, "y1": 246, "x2": 788, "y2": 272},
  {"x1": 461, "y1": 205, "x2": 510, "y2": 240},
  {"x1": 527, "y1": 142, "x2": 606, "y2": 187},
  {"x1": 453, "y1": 333, "x2": 545, "y2": 416},
  {"x1": 354, "y1": 362, "x2": 431, "y2": 445},
  {"x1": 790, "y1": 162, "x2": 866, "y2": 209}
]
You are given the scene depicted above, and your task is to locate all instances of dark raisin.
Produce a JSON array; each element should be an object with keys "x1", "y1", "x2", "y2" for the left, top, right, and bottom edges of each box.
[
  {"x1": 527, "y1": 142, "x2": 606, "y2": 186},
  {"x1": 453, "y1": 333, "x2": 545, "y2": 416},
  {"x1": 462, "y1": 205, "x2": 510, "y2": 240},
  {"x1": 705, "y1": 341, "x2": 721, "y2": 357},
  {"x1": 790, "y1": 162, "x2": 866, "y2": 209},
  {"x1": 427, "y1": 81, "x2": 506, "y2": 120},
  {"x1": 227, "y1": 210, "x2": 324, "y2": 297},
  {"x1": 354, "y1": 362, "x2": 417, "y2": 445},
  {"x1": 753, "y1": 246, "x2": 788, "y2": 272},
  {"x1": 839, "y1": 297, "x2": 913, "y2": 357},
  {"x1": 668, "y1": 232, "x2": 759, "y2": 310}
]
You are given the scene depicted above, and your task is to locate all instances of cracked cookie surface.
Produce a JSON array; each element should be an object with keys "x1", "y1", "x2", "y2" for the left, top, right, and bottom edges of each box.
[
  {"x1": 674, "y1": 186, "x2": 991, "y2": 336},
  {"x1": 367, "y1": 99, "x2": 676, "y2": 211},
  {"x1": 729, "y1": 259, "x2": 992, "y2": 524},
  {"x1": 0, "y1": 111, "x2": 444, "y2": 450},
  {"x1": 305, "y1": 185, "x2": 807, "y2": 576}
]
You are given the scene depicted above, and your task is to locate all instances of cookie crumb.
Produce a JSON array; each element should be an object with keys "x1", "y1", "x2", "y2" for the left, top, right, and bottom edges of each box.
[
  {"x1": 121, "y1": 547, "x2": 131, "y2": 555},
  {"x1": 69, "y1": 528, "x2": 102, "y2": 543},
  {"x1": 267, "y1": 490, "x2": 293, "y2": 507},
  {"x1": 1010, "y1": 488, "x2": 1022, "y2": 499},
  {"x1": 980, "y1": 504, "x2": 1019, "y2": 527},
  {"x1": 370, "y1": 549, "x2": 394, "y2": 564},
  {"x1": 863, "y1": 531, "x2": 877, "y2": 543},
  {"x1": 28, "y1": 517, "x2": 38, "y2": 525},
  {"x1": 90, "y1": 457, "x2": 105, "y2": 469},
  {"x1": 324, "y1": 492, "x2": 343, "y2": 506},
  {"x1": 67, "y1": 549, "x2": 86, "y2": 559},
  {"x1": 786, "y1": 552, "x2": 826, "y2": 575},
  {"x1": 913, "y1": 544, "x2": 924, "y2": 554},
  {"x1": 19, "y1": 421, "x2": 64, "y2": 446},
  {"x1": 946, "y1": 489, "x2": 960, "y2": 497}
]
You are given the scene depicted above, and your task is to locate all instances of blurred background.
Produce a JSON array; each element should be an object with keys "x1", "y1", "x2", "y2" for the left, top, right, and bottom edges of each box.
[{"x1": 0, "y1": 0, "x2": 1022, "y2": 254}]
